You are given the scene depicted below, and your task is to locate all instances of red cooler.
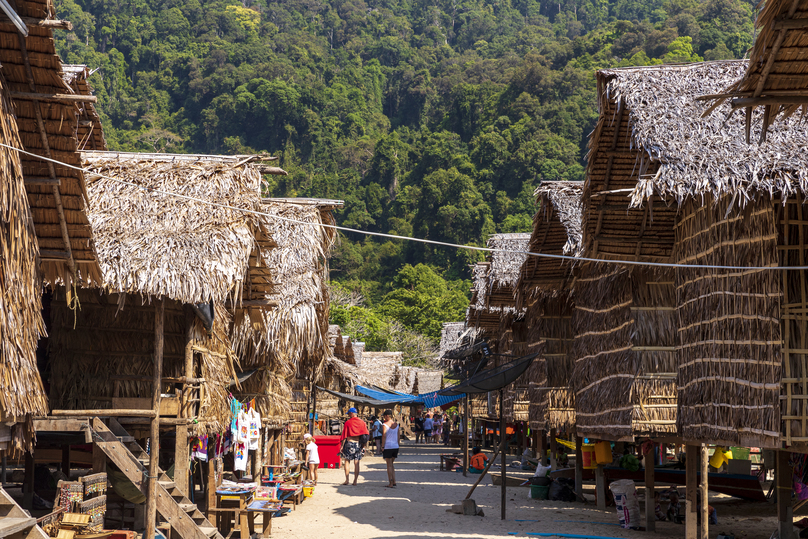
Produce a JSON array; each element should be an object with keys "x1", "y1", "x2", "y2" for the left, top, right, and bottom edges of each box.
[{"x1": 314, "y1": 435, "x2": 341, "y2": 469}]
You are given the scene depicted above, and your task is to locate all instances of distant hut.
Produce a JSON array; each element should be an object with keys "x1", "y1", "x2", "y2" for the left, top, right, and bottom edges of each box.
[
  {"x1": 623, "y1": 61, "x2": 808, "y2": 448},
  {"x1": 516, "y1": 181, "x2": 582, "y2": 434}
]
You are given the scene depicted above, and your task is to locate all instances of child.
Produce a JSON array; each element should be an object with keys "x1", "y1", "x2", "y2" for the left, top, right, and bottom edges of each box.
[
  {"x1": 667, "y1": 491, "x2": 684, "y2": 524},
  {"x1": 303, "y1": 433, "x2": 319, "y2": 484},
  {"x1": 469, "y1": 446, "x2": 489, "y2": 473},
  {"x1": 654, "y1": 491, "x2": 666, "y2": 521}
]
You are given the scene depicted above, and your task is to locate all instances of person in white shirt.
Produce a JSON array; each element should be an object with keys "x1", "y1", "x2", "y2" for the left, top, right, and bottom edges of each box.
[
  {"x1": 303, "y1": 433, "x2": 320, "y2": 484},
  {"x1": 381, "y1": 409, "x2": 400, "y2": 488}
]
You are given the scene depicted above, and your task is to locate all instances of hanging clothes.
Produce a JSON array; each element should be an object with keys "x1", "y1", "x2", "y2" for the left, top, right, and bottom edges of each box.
[
  {"x1": 248, "y1": 408, "x2": 261, "y2": 450},
  {"x1": 234, "y1": 442, "x2": 249, "y2": 471}
]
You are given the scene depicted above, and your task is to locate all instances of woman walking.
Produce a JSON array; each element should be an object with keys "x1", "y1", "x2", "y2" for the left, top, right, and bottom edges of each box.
[{"x1": 381, "y1": 409, "x2": 400, "y2": 488}]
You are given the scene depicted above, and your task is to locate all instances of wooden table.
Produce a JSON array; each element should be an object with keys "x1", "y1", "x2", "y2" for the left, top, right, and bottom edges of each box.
[
  {"x1": 278, "y1": 485, "x2": 303, "y2": 510},
  {"x1": 246, "y1": 500, "x2": 282, "y2": 538},
  {"x1": 211, "y1": 490, "x2": 255, "y2": 538}
]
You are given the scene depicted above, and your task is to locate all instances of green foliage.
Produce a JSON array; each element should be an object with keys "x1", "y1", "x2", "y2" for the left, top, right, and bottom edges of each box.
[{"x1": 53, "y1": 0, "x2": 751, "y2": 353}]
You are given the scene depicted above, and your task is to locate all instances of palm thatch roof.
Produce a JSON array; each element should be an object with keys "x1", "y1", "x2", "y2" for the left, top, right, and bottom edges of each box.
[
  {"x1": 613, "y1": 61, "x2": 808, "y2": 209},
  {"x1": 80, "y1": 151, "x2": 269, "y2": 305},
  {"x1": 438, "y1": 322, "x2": 479, "y2": 359},
  {"x1": 517, "y1": 181, "x2": 582, "y2": 308},
  {"x1": 704, "y1": 0, "x2": 808, "y2": 134},
  {"x1": 0, "y1": 68, "x2": 47, "y2": 440},
  {"x1": 231, "y1": 199, "x2": 340, "y2": 385},
  {"x1": 486, "y1": 233, "x2": 530, "y2": 308},
  {"x1": 1, "y1": 0, "x2": 100, "y2": 286},
  {"x1": 62, "y1": 65, "x2": 106, "y2": 151}
]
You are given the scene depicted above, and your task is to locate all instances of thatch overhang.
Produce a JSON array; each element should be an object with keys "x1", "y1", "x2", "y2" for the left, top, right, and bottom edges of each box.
[
  {"x1": 62, "y1": 65, "x2": 105, "y2": 151},
  {"x1": 80, "y1": 150, "x2": 267, "y2": 304},
  {"x1": 516, "y1": 181, "x2": 583, "y2": 432},
  {"x1": 0, "y1": 68, "x2": 47, "y2": 452},
  {"x1": 0, "y1": 0, "x2": 99, "y2": 286},
  {"x1": 704, "y1": 0, "x2": 808, "y2": 137},
  {"x1": 486, "y1": 233, "x2": 530, "y2": 309},
  {"x1": 516, "y1": 181, "x2": 582, "y2": 309}
]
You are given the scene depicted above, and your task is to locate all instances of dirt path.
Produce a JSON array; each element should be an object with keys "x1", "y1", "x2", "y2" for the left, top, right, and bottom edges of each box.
[{"x1": 269, "y1": 442, "x2": 785, "y2": 539}]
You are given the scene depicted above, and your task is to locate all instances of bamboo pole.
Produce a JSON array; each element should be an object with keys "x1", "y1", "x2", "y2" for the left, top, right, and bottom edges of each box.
[
  {"x1": 464, "y1": 437, "x2": 503, "y2": 500},
  {"x1": 700, "y1": 444, "x2": 708, "y2": 539},
  {"x1": 777, "y1": 450, "x2": 794, "y2": 539},
  {"x1": 174, "y1": 309, "x2": 194, "y2": 496},
  {"x1": 463, "y1": 395, "x2": 469, "y2": 477},
  {"x1": 145, "y1": 299, "x2": 164, "y2": 539},
  {"x1": 685, "y1": 444, "x2": 698, "y2": 539},
  {"x1": 549, "y1": 428, "x2": 558, "y2": 470},
  {"x1": 644, "y1": 444, "x2": 655, "y2": 531},
  {"x1": 310, "y1": 384, "x2": 316, "y2": 436},
  {"x1": 575, "y1": 437, "x2": 583, "y2": 502},
  {"x1": 500, "y1": 389, "x2": 506, "y2": 521}
]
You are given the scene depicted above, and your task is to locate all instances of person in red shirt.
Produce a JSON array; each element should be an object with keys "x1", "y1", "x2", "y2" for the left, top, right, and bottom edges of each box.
[{"x1": 340, "y1": 407, "x2": 369, "y2": 485}]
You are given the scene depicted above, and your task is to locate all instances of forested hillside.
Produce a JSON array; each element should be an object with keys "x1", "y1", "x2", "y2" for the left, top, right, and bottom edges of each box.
[{"x1": 52, "y1": 0, "x2": 754, "y2": 359}]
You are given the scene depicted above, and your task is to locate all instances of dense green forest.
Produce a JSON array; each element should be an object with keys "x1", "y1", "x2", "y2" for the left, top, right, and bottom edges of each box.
[{"x1": 52, "y1": 0, "x2": 755, "y2": 361}]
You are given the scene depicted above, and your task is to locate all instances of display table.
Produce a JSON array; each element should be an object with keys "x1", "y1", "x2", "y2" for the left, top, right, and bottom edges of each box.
[{"x1": 210, "y1": 489, "x2": 256, "y2": 538}]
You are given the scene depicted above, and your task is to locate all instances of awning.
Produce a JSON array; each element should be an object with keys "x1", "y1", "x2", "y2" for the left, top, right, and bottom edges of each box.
[
  {"x1": 439, "y1": 352, "x2": 538, "y2": 395},
  {"x1": 354, "y1": 386, "x2": 462, "y2": 408},
  {"x1": 315, "y1": 386, "x2": 425, "y2": 407}
]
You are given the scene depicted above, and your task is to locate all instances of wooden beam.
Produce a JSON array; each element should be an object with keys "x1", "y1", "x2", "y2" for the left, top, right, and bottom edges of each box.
[
  {"x1": 24, "y1": 176, "x2": 60, "y2": 186},
  {"x1": 39, "y1": 249, "x2": 69, "y2": 259},
  {"x1": 644, "y1": 444, "x2": 655, "y2": 532},
  {"x1": 773, "y1": 17, "x2": 808, "y2": 30},
  {"x1": 33, "y1": 419, "x2": 90, "y2": 432},
  {"x1": 9, "y1": 91, "x2": 97, "y2": 103},
  {"x1": 174, "y1": 424, "x2": 189, "y2": 496},
  {"x1": 50, "y1": 409, "x2": 157, "y2": 417},
  {"x1": 146, "y1": 299, "x2": 164, "y2": 539},
  {"x1": 700, "y1": 444, "x2": 709, "y2": 539},
  {"x1": 110, "y1": 374, "x2": 205, "y2": 384},
  {"x1": 226, "y1": 299, "x2": 280, "y2": 308},
  {"x1": 0, "y1": 16, "x2": 73, "y2": 29},
  {"x1": 778, "y1": 449, "x2": 795, "y2": 539},
  {"x1": 595, "y1": 464, "x2": 606, "y2": 510},
  {"x1": 733, "y1": 96, "x2": 808, "y2": 107}
]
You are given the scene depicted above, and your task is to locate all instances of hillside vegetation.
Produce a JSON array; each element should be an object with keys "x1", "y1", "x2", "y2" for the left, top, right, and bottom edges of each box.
[{"x1": 52, "y1": 0, "x2": 754, "y2": 361}]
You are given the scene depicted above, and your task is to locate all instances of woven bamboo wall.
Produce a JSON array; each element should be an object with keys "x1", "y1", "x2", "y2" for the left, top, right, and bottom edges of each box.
[
  {"x1": 288, "y1": 378, "x2": 310, "y2": 449},
  {"x1": 778, "y1": 199, "x2": 808, "y2": 445},
  {"x1": 675, "y1": 195, "x2": 781, "y2": 447}
]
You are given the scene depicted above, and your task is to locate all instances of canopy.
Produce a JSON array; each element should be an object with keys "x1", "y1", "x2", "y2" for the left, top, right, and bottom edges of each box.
[
  {"x1": 315, "y1": 386, "x2": 403, "y2": 407},
  {"x1": 439, "y1": 353, "x2": 538, "y2": 395},
  {"x1": 354, "y1": 386, "x2": 462, "y2": 408}
]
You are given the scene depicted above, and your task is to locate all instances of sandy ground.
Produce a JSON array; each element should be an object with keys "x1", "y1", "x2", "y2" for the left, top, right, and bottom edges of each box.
[{"x1": 269, "y1": 442, "x2": 793, "y2": 539}]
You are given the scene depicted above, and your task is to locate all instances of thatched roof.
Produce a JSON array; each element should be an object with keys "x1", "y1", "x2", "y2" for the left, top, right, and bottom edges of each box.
[
  {"x1": 517, "y1": 181, "x2": 582, "y2": 307},
  {"x1": 486, "y1": 233, "x2": 530, "y2": 308},
  {"x1": 438, "y1": 322, "x2": 478, "y2": 358},
  {"x1": 62, "y1": 65, "x2": 106, "y2": 151},
  {"x1": 0, "y1": 69, "x2": 47, "y2": 429},
  {"x1": 231, "y1": 199, "x2": 340, "y2": 383},
  {"x1": 609, "y1": 61, "x2": 808, "y2": 210},
  {"x1": 706, "y1": 0, "x2": 808, "y2": 132},
  {"x1": 81, "y1": 151, "x2": 268, "y2": 304},
  {"x1": 1, "y1": 1, "x2": 99, "y2": 286}
]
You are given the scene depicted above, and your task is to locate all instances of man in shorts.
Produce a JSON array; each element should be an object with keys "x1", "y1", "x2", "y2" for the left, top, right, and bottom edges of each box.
[{"x1": 339, "y1": 407, "x2": 369, "y2": 485}]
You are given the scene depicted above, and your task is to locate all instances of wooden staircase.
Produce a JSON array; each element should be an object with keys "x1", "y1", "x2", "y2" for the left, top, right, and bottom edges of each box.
[
  {"x1": 0, "y1": 486, "x2": 49, "y2": 539},
  {"x1": 91, "y1": 418, "x2": 222, "y2": 539}
]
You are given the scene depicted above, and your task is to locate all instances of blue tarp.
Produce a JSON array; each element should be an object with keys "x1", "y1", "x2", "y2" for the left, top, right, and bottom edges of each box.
[{"x1": 355, "y1": 385, "x2": 461, "y2": 408}]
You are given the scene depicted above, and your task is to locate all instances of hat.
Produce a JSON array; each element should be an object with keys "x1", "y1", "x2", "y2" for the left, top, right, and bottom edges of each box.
[
  {"x1": 348, "y1": 407, "x2": 358, "y2": 414},
  {"x1": 303, "y1": 433, "x2": 312, "y2": 439}
]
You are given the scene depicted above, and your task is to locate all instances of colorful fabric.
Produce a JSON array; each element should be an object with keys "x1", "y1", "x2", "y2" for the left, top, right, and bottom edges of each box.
[
  {"x1": 340, "y1": 417, "x2": 369, "y2": 442},
  {"x1": 340, "y1": 440, "x2": 364, "y2": 461}
]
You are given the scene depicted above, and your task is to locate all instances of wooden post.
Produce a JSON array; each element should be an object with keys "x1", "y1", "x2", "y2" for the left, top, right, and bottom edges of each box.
[
  {"x1": 644, "y1": 443, "x2": 655, "y2": 532},
  {"x1": 61, "y1": 444, "x2": 70, "y2": 474},
  {"x1": 575, "y1": 436, "x2": 583, "y2": 502},
  {"x1": 174, "y1": 424, "x2": 189, "y2": 495},
  {"x1": 251, "y1": 430, "x2": 263, "y2": 479},
  {"x1": 310, "y1": 384, "x2": 317, "y2": 436},
  {"x1": 145, "y1": 299, "x2": 164, "y2": 539},
  {"x1": 700, "y1": 444, "x2": 709, "y2": 539},
  {"x1": 23, "y1": 451, "x2": 34, "y2": 510},
  {"x1": 1, "y1": 452, "x2": 6, "y2": 486},
  {"x1": 778, "y1": 449, "x2": 794, "y2": 539},
  {"x1": 206, "y1": 457, "x2": 216, "y2": 522},
  {"x1": 685, "y1": 444, "x2": 698, "y2": 539},
  {"x1": 549, "y1": 428, "x2": 558, "y2": 470},
  {"x1": 463, "y1": 395, "x2": 469, "y2": 477},
  {"x1": 539, "y1": 429, "x2": 548, "y2": 465},
  {"x1": 595, "y1": 464, "x2": 606, "y2": 510},
  {"x1": 92, "y1": 443, "x2": 106, "y2": 473},
  {"x1": 500, "y1": 389, "x2": 506, "y2": 521}
]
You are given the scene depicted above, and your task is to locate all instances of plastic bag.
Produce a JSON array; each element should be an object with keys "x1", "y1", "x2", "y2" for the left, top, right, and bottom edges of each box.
[
  {"x1": 549, "y1": 477, "x2": 576, "y2": 502},
  {"x1": 533, "y1": 463, "x2": 552, "y2": 478}
]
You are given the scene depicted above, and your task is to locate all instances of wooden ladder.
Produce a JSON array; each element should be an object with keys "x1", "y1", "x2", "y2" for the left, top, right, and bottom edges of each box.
[
  {"x1": 91, "y1": 418, "x2": 222, "y2": 539},
  {"x1": 0, "y1": 486, "x2": 49, "y2": 539}
]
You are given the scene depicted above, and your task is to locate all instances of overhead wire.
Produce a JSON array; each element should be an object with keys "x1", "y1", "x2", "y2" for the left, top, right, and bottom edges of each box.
[{"x1": 4, "y1": 141, "x2": 805, "y2": 271}]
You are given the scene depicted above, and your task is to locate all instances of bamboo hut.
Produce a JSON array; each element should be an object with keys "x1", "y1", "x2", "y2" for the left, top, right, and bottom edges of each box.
[
  {"x1": 516, "y1": 181, "x2": 582, "y2": 433},
  {"x1": 46, "y1": 151, "x2": 274, "y2": 435},
  {"x1": 704, "y1": 0, "x2": 808, "y2": 139},
  {"x1": 230, "y1": 198, "x2": 341, "y2": 446},
  {"x1": 624, "y1": 61, "x2": 808, "y2": 448}
]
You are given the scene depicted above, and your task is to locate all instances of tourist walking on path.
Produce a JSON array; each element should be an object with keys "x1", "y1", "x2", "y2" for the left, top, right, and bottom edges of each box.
[
  {"x1": 381, "y1": 409, "x2": 400, "y2": 488},
  {"x1": 371, "y1": 416, "x2": 383, "y2": 455},
  {"x1": 339, "y1": 407, "x2": 369, "y2": 485},
  {"x1": 423, "y1": 413, "x2": 433, "y2": 443}
]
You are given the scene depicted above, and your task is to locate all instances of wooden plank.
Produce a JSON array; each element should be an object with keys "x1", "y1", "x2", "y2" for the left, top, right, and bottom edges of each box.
[
  {"x1": 0, "y1": 517, "x2": 37, "y2": 536},
  {"x1": 50, "y1": 409, "x2": 157, "y2": 418},
  {"x1": 33, "y1": 419, "x2": 89, "y2": 432},
  {"x1": 10, "y1": 91, "x2": 97, "y2": 103},
  {"x1": 174, "y1": 424, "x2": 189, "y2": 496},
  {"x1": 595, "y1": 465, "x2": 606, "y2": 510}
]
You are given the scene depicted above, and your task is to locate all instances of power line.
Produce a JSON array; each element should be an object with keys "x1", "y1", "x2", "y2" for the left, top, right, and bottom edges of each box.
[{"x1": 3, "y1": 141, "x2": 804, "y2": 272}]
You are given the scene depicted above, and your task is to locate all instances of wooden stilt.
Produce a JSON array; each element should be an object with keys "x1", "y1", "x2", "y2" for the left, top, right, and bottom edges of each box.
[
  {"x1": 575, "y1": 437, "x2": 583, "y2": 502},
  {"x1": 174, "y1": 424, "x2": 189, "y2": 495},
  {"x1": 700, "y1": 444, "x2": 709, "y2": 539},
  {"x1": 310, "y1": 385, "x2": 317, "y2": 436},
  {"x1": 206, "y1": 458, "x2": 216, "y2": 521},
  {"x1": 500, "y1": 389, "x2": 506, "y2": 521},
  {"x1": 778, "y1": 450, "x2": 794, "y2": 539},
  {"x1": 539, "y1": 429, "x2": 548, "y2": 465},
  {"x1": 685, "y1": 444, "x2": 698, "y2": 539},
  {"x1": 463, "y1": 395, "x2": 469, "y2": 477},
  {"x1": 145, "y1": 299, "x2": 164, "y2": 539},
  {"x1": 23, "y1": 451, "x2": 34, "y2": 510},
  {"x1": 1, "y1": 452, "x2": 6, "y2": 486},
  {"x1": 644, "y1": 443, "x2": 655, "y2": 532},
  {"x1": 595, "y1": 464, "x2": 606, "y2": 510},
  {"x1": 92, "y1": 443, "x2": 106, "y2": 474},
  {"x1": 61, "y1": 444, "x2": 70, "y2": 474},
  {"x1": 549, "y1": 428, "x2": 558, "y2": 470}
]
